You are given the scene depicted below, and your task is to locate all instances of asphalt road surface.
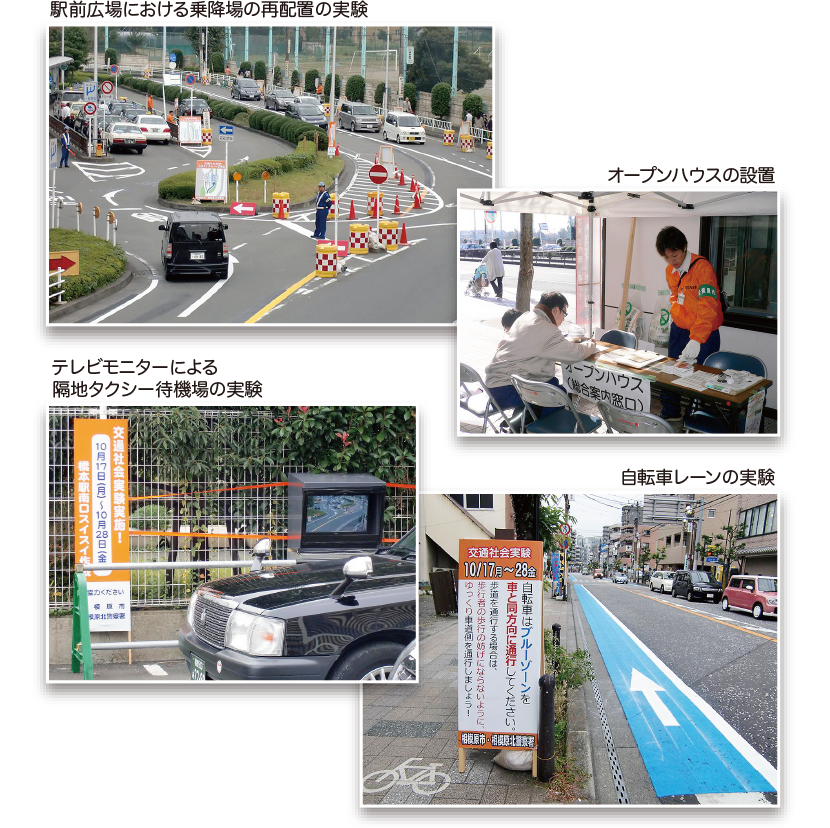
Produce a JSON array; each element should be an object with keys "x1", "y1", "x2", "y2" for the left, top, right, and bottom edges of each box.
[
  {"x1": 571, "y1": 573, "x2": 777, "y2": 804},
  {"x1": 52, "y1": 83, "x2": 492, "y2": 325}
]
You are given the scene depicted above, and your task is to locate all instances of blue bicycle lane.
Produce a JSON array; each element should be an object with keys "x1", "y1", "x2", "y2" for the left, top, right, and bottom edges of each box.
[{"x1": 574, "y1": 583, "x2": 778, "y2": 799}]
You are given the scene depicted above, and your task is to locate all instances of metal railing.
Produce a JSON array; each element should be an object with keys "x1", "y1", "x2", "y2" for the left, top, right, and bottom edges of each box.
[
  {"x1": 49, "y1": 268, "x2": 65, "y2": 304},
  {"x1": 459, "y1": 248, "x2": 576, "y2": 268}
]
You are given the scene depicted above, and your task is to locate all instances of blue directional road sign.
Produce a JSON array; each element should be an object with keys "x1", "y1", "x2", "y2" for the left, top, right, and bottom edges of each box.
[
  {"x1": 218, "y1": 125, "x2": 234, "y2": 142},
  {"x1": 169, "y1": 52, "x2": 177, "y2": 62},
  {"x1": 575, "y1": 584, "x2": 778, "y2": 798}
]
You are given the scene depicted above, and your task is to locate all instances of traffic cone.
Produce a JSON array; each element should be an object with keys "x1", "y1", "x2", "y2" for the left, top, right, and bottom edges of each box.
[
  {"x1": 399, "y1": 223, "x2": 408, "y2": 244},
  {"x1": 413, "y1": 189, "x2": 422, "y2": 209},
  {"x1": 410, "y1": 176, "x2": 417, "y2": 192},
  {"x1": 398, "y1": 169, "x2": 405, "y2": 186},
  {"x1": 393, "y1": 196, "x2": 401, "y2": 215},
  {"x1": 277, "y1": 200, "x2": 286, "y2": 220},
  {"x1": 348, "y1": 199, "x2": 356, "y2": 220}
]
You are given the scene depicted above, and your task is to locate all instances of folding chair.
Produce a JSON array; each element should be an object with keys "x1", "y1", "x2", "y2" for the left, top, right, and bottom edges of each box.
[
  {"x1": 683, "y1": 352, "x2": 767, "y2": 434},
  {"x1": 460, "y1": 363, "x2": 523, "y2": 434},
  {"x1": 600, "y1": 329, "x2": 638, "y2": 349},
  {"x1": 597, "y1": 401, "x2": 675, "y2": 434},
  {"x1": 510, "y1": 374, "x2": 602, "y2": 434}
]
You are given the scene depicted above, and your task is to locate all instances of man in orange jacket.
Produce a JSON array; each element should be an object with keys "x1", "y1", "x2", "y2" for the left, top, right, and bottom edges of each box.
[{"x1": 656, "y1": 226, "x2": 724, "y2": 421}]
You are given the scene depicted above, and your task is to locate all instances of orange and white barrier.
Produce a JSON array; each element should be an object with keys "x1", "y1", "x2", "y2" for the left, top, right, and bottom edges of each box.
[
  {"x1": 323, "y1": 102, "x2": 331, "y2": 117},
  {"x1": 486, "y1": 141, "x2": 493, "y2": 160},
  {"x1": 328, "y1": 194, "x2": 338, "y2": 219},
  {"x1": 201, "y1": 128, "x2": 212, "y2": 145},
  {"x1": 460, "y1": 133, "x2": 474, "y2": 153},
  {"x1": 315, "y1": 242, "x2": 339, "y2": 277},
  {"x1": 443, "y1": 129, "x2": 455, "y2": 146},
  {"x1": 367, "y1": 190, "x2": 384, "y2": 218},
  {"x1": 349, "y1": 223, "x2": 370, "y2": 254},
  {"x1": 272, "y1": 192, "x2": 290, "y2": 219},
  {"x1": 378, "y1": 221, "x2": 399, "y2": 251}
]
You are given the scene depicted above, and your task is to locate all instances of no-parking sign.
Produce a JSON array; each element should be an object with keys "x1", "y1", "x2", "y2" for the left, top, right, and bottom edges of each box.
[
  {"x1": 109, "y1": 64, "x2": 119, "y2": 75},
  {"x1": 185, "y1": 73, "x2": 196, "y2": 86}
]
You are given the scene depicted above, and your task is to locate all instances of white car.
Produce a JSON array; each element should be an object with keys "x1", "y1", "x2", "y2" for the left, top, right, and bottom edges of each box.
[
  {"x1": 383, "y1": 111, "x2": 426, "y2": 144},
  {"x1": 129, "y1": 113, "x2": 172, "y2": 144},
  {"x1": 649, "y1": 570, "x2": 675, "y2": 594},
  {"x1": 104, "y1": 121, "x2": 147, "y2": 154}
]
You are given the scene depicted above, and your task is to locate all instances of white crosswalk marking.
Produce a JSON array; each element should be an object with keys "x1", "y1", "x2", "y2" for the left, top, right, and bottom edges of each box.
[{"x1": 74, "y1": 161, "x2": 146, "y2": 182}]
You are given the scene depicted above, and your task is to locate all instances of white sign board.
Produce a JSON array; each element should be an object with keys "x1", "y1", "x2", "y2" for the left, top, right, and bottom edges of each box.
[
  {"x1": 83, "y1": 80, "x2": 97, "y2": 101},
  {"x1": 458, "y1": 540, "x2": 544, "y2": 752},
  {"x1": 49, "y1": 138, "x2": 58, "y2": 170},
  {"x1": 195, "y1": 160, "x2": 227, "y2": 201},
  {"x1": 178, "y1": 116, "x2": 203, "y2": 144},
  {"x1": 563, "y1": 361, "x2": 651, "y2": 412}
]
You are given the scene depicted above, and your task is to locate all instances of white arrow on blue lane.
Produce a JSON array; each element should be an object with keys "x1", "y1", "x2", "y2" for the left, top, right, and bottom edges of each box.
[{"x1": 630, "y1": 668, "x2": 679, "y2": 726}]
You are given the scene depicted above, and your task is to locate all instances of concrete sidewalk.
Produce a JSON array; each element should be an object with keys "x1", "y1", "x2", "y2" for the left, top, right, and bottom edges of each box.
[{"x1": 361, "y1": 585, "x2": 593, "y2": 805}]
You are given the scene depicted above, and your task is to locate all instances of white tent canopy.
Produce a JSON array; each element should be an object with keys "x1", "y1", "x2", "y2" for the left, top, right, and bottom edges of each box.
[{"x1": 458, "y1": 190, "x2": 776, "y2": 217}]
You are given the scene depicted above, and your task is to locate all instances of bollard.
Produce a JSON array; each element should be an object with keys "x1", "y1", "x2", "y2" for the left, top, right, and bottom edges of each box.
[
  {"x1": 443, "y1": 129, "x2": 455, "y2": 146},
  {"x1": 460, "y1": 133, "x2": 474, "y2": 153},
  {"x1": 551, "y1": 622, "x2": 561, "y2": 672},
  {"x1": 537, "y1": 674, "x2": 557, "y2": 782},
  {"x1": 378, "y1": 220, "x2": 399, "y2": 251},
  {"x1": 349, "y1": 223, "x2": 370, "y2": 254},
  {"x1": 367, "y1": 190, "x2": 383, "y2": 218},
  {"x1": 76, "y1": 201, "x2": 82, "y2": 233},
  {"x1": 272, "y1": 191, "x2": 290, "y2": 219},
  {"x1": 328, "y1": 193, "x2": 337, "y2": 219},
  {"x1": 487, "y1": 141, "x2": 493, "y2": 160},
  {"x1": 315, "y1": 242, "x2": 338, "y2": 277}
]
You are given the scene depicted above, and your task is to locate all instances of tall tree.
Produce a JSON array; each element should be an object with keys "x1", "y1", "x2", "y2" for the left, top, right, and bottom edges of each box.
[
  {"x1": 408, "y1": 27, "x2": 492, "y2": 93},
  {"x1": 49, "y1": 27, "x2": 91, "y2": 80},
  {"x1": 515, "y1": 213, "x2": 535, "y2": 311}
]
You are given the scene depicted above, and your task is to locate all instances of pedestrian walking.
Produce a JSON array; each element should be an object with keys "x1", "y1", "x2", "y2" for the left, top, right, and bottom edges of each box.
[
  {"x1": 59, "y1": 126, "x2": 71, "y2": 167},
  {"x1": 312, "y1": 181, "x2": 331, "y2": 239},
  {"x1": 60, "y1": 102, "x2": 71, "y2": 125},
  {"x1": 480, "y1": 240, "x2": 505, "y2": 297}
]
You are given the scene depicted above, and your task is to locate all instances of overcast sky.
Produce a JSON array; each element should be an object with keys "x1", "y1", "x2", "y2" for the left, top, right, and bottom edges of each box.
[{"x1": 554, "y1": 494, "x2": 643, "y2": 539}]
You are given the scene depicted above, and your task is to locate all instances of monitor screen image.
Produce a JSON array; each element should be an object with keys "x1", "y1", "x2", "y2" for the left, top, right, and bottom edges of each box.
[{"x1": 306, "y1": 494, "x2": 369, "y2": 534}]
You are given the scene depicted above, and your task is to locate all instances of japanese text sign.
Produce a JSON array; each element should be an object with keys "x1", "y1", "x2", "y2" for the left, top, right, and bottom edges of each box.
[
  {"x1": 563, "y1": 361, "x2": 651, "y2": 412},
  {"x1": 73, "y1": 419, "x2": 131, "y2": 632},
  {"x1": 458, "y1": 539, "x2": 544, "y2": 751}
]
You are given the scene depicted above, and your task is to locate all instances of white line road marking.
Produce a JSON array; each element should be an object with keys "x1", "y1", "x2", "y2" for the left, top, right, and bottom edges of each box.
[
  {"x1": 279, "y1": 220, "x2": 315, "y2": 237},
  {"x1": 74, "y1": 161, "x2": 146, "y2": 182},
  {"x1": 91, "y1": 279, "x2": 159, "y2": 323},
  {"x1": 103, "y1": 188, "x2": 123, "y2": 205},
  {"x1": 231, "y1": 243, "x2": 247, "y2": 250},
  {"x1": 144, "y1": 664, "x2": 168, "y2": 676},
  {"x1": 262, "y1": 227, "x2": 279, "y2": 235},
  {"x1": 177, "y1": 254, "x2": 239, "y2": 318},
  {"x1": 352, "y1": 134, "x2": 492, "y2": 177},
  {"x1": 167, "y1": 166, "x2": 179, "y2": 170}
]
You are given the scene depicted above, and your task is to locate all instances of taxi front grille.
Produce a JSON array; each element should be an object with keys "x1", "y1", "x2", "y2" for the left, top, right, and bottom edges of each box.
[{"x1": 192, "y1": 594, "x2": 232, "y2": 650}]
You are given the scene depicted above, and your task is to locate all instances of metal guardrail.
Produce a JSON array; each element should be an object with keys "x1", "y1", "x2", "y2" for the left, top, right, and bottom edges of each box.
[{"x1": 459, "y1": 248, "x2": 576, "y2": 268}]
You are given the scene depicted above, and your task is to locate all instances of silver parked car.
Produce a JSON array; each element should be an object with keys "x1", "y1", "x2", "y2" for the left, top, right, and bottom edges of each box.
[{"x1": 649, "y1": 570, "x2": 675, "y2": 593}]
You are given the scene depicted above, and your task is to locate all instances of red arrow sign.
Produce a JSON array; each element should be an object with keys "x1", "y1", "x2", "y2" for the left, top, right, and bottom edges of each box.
[
  {"x1": 230, "y1": 202, "x2": 257, "y2": 216},
  {"x1": 49, "y1": 254, "x2": 78, "y2": 271},
  {"x1": 368, "y1": 164, "x2": 388, "y2": 185}
]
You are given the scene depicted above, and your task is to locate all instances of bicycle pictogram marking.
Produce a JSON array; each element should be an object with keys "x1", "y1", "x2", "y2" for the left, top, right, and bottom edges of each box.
[{"x1": 362, "y1": 757, "x2": 451, "y2": 797}]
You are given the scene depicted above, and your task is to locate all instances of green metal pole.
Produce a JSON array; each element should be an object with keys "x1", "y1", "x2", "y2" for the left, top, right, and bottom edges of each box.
[
  {"x1": 244, "y1": 26, "x2": 249, "y2": 62},
  {"x1": 402, "y1": 26, "x2": 408, "y2": 84},
  {"x1": 70, "y1": 570, "x2": 93, "y2": 680},
  {"x1": 361, "y1": 26, "x2": 366, "y2": 78},
  {"x1": 325, "y1": 26, "x2": 330, "y2": 77},
  {"x1": 451, "y1": 26, "x2": 458, "y2": 96},
  {"x1": 294, "y1": 27, "x2": 300, "y2": 72}
]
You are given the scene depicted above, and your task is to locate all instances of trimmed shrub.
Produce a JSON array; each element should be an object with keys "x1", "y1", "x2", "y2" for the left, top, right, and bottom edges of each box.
[
  {"x1": 158, "y1": 171, "x2": 198, "y2": 200},
  {"x1": 272, "y1": 66, "x2": 282, "y2": 85},
  {"x1": 254, "y1": 60, "x2": 267, "y2": 81},
  {"x1": 430, "y1": 82, "x2": 451, "y2": 118},
  {"x1": 172, "y1": 49, "x2": 184, "y2": 70},
  {"x1": 291, "y1": 69, "x2": 300, "y2": 89},
  {"x1": 209, "y1": 52, "x2": 224, "y2": 73},
  {"x1": 345, "y1": 74, "x2": 365, "y2": 101},
  {"x1": 305, "y1": 68, "x2": 320, "y2": 92},
  {"x1": 239, "y1": 61, "x2": 252, "y2": 75},
  {"x1": 463, "y1": 93, "x2": 484, "y2": 119},
  {"x1": 104, "y1": 47, "x2": 117, "y2": 65},
  {"x1": 403, "y1": 82, "x2": 418, "y2": 108},
  {"x1": 324, "y1": 73, "x2": 341, "y2": 98},
  {"x1": 374, "y1": 81, "x2": 385, "y2": 106},
  {"x1": 49, "y1": 229, "x2": 127, "y2": 303}
]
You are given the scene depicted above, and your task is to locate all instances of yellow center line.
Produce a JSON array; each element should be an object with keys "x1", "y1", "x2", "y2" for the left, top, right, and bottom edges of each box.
[
  {"x1": 609, "y1": 584, "x2": 777, "y2": 642},
  {"x1": 245, "y1": 272, "x2": 318, "y2": 324}
]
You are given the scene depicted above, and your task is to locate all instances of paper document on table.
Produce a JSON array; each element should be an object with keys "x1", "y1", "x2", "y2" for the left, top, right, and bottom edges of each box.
[
  {"x1": 661, "y1": 359, "x2": 696, "y2": 377},
  {"x1": 671, "y1": 372, "x2": 715, "y2": 392},
  {"x1": 598, "y1": 348, "x2": 666, "y2": 369}
]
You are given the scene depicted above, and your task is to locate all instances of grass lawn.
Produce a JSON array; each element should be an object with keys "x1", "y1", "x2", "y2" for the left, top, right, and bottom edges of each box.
[
  {"x1": 48, "y1": 229, "x2": 127, "y2": 302},
  {"x1": 170, "y1": 150, "x2": 344, "y2": 207}
]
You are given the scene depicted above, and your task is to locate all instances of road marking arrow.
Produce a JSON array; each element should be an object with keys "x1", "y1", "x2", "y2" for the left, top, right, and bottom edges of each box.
[
  {"x1": 103, "y1": 189, "x2": 124, "y2": 206},
  {"x1": 630, "y1": 669, "x2": 679, "y2": 726}
]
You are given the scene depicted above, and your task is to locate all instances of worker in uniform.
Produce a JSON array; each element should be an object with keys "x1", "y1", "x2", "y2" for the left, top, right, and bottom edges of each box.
[
  {"x1": 312, "y1": 181, "x2": 332, "y2": 240},
  {"x1": 656, "y1": 225, "x2": 724, "y2": 422}
]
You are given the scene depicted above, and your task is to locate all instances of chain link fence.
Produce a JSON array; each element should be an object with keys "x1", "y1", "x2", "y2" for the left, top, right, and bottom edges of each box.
[{"x1": 49, "y1": 406, "x2": 416, "y2": 610}]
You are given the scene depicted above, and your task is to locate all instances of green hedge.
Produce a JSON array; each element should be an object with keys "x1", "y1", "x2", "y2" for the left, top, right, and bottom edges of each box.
[
  {"x1": 346, "y1": 74, "x2": 365, "y2": 102},
  {"x1": 49, "y1": 229, "x2": 127, "y2": 303},
  {"x1": 431, "y1": 82, "x2": 451, "y2": 118}
]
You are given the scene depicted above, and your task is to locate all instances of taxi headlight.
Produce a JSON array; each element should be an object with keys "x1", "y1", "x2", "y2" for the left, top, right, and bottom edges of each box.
[{"x1": 225, "y1": 611, "x2": 285, "y2": 656}]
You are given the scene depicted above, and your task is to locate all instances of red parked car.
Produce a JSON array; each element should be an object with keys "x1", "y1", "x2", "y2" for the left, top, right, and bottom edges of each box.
[{"x1": 721, "y1": 574, "x2": 778, "y2": 619}]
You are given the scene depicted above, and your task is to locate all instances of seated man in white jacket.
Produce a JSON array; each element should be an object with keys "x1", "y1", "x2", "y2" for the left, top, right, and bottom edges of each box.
[{"x1": 484, "y1": 291, "x2": 597, "y2": 410}]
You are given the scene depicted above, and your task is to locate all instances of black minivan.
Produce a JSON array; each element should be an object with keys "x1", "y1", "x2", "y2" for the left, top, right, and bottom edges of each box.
[
  {"x1": 159, "y1": 212, "x2": 229, "y2": 280},
  {"x1": 671, "y1": 569, "x2": 724, "y2": 603}
]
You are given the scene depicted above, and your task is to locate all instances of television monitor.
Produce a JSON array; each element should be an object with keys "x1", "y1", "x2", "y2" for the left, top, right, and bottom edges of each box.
[{"x1": 287, "y1": 473, "x2": 387, "y2": 556}]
